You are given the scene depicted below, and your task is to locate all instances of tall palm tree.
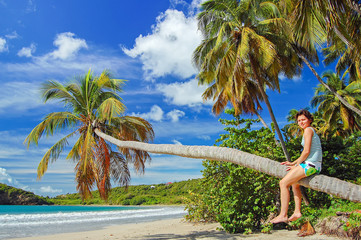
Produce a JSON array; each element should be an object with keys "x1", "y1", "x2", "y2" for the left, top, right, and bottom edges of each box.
[
  {"x1": 24, "y1": 70, "x2": 154, "y2": 199},
  {"x1": 193, "y1": 0, "x2": 303, "y2": 161},
  {"x1": 282, "y1": 0, "x2": 361, "y2": 117},
  {"x1": 311, "y1": 71, "x2": 361, "y2": 138}
]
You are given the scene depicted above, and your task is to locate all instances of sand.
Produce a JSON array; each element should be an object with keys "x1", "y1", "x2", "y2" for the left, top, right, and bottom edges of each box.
[{"x1": 10, "y1": 218, "x2": 337, "y2": 240}]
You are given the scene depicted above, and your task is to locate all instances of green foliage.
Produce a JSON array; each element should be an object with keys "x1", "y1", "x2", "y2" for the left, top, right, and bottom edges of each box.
[
  {"x1": 51, "y1": 179, "x2": 201, "y2": 205},
  {"x1": 183, "y1": 191, "x2": 217, "y2": 222},
  {"x1": 0, "y1": 183, "x2": 52, "y2": 205},
  {"x1": 186, "y1": 108, "x2": 361, "y2": 234},
  {"x1": 186, "y1": 110, "x2": 284, "y2": 233}
]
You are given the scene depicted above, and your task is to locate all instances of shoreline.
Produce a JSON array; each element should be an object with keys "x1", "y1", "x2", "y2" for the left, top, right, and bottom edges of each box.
[{"x1": 9, "y1": 218, "x2": 337, "y2": 240}]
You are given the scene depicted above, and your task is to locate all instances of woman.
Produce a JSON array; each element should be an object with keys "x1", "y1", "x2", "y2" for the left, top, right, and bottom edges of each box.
[{"x1": 270, "y1": 109, "x2": 322, "y2": 224}]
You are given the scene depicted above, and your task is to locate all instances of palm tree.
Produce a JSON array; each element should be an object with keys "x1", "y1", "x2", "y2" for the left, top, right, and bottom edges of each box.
[
  {"x1": 201, "y1": 65, "x2": 270, "y2": 129},
  {"x1": 193, "y1": 0, "x2": 303, "y2": 161},
  {"x1": 311, "y1": 71, "x2": 361, "y2": 138},
  {"x1": 282, "y1": 0, "x2": 361, "y2": 117},
  {"x1": 93, "y1": 126, "x2": 361, "y2": 203},
  {"x1": 24, "y1": 70, "x2": 154, "y2": 199}
]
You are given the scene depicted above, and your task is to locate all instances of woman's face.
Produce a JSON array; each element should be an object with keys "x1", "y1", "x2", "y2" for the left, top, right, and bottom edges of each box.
[{"x1": 297, "y1": 114, "x2": 312, "y2": 129}]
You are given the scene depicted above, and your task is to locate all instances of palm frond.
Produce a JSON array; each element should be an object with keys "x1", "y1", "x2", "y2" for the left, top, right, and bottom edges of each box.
[
  {"x1": 37, "y1": 130, "x2": 77, "y2": 178},
  {"x1": 24, "y1": 112, "x2": 79, "y2": 147},
  {"x1": 97, "y1": 98, "x2": 125, "y2": 122}
]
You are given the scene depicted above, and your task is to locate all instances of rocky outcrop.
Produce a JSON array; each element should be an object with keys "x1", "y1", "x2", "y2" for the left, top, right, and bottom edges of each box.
[{"x1": 0, "y1": 183, "x2": 52, "y2": 205}]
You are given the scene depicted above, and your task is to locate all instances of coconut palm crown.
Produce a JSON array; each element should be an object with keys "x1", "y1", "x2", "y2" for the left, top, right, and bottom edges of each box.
[
  {"x1": 311, "y1": 71, "x2": 361, "y2": 138},
  {"x1": 193, "y1": 0, "x2": 302, "y2": 161},
  {"x1": 24, "y1": 70, "x2": 154, "y2": 199}
]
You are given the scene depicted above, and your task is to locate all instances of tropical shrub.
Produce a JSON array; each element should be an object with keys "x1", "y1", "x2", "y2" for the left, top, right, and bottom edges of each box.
[{"x1": 186, "y1": 110, "x2": 285, "y2": 233}]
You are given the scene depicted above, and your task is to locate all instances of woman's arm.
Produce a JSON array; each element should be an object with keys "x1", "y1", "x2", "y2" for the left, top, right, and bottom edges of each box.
[{"x1": 281, "y1": 127, "x2": 314, "y2": 170}]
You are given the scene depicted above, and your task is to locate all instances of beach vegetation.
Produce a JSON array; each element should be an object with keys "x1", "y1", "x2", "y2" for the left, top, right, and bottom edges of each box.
[
  {"x1": 51, "y1": 178, "x2": 201, "y2": 205},
  {"x1": 184, "y1": 108, "x2": 361, "y2": 234}
]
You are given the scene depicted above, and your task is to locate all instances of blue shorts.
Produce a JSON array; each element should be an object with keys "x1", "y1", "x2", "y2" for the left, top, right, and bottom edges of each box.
[{"x1": 300, "y1": 162, "x2": 319, "y2": 177}]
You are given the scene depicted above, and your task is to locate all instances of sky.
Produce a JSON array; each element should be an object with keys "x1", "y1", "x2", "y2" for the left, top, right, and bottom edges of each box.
[{"x1": 0, "y1": 0, "x2": 330, "y2": 197}]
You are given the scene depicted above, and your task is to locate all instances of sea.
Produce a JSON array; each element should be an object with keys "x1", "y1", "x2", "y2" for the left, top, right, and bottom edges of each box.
[{"x1": 0, "y1": 205, "x2": 186, "y2": 239}]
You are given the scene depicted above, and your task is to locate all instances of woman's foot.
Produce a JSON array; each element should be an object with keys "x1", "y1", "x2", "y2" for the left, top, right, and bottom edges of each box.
[
  {"x1": 288, "y1": 213, "x2": 302, "y2": 221},
  {"x1": 270, "y1": 215, "x2": 288, "y2": 224}
]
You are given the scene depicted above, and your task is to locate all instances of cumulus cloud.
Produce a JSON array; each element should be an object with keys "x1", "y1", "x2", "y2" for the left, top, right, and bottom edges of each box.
[
  {"x1": 166, "y1": 109, "x2": 185, "y2": 122},
  {"x1": 157, "y1": 78, "x2": 211, "y2": 107},
  {"x1": 40, "y1": 186, "x2": 62, "y2": 194},
  {"x1": 123, "y1": 9, "x2": 202, "y2": 80},
  {"x1": 17, "y1": 43, "x2": 36, "y2": 57},
  {"x1": 0, "y1": 37, "x2": 8, "y2": 52},
  {"x1": 48, "y1": 32, "x2": 88, "y2": 60},
  {"x1": 1, "y1": 31, "x2": 138, "y2": 80},
  {"x1": 132, "y1": 106, "x2": 187, "y2": 122},
  {"x1": 132, "y1": 105, "x2": 164, "y2": 122}
]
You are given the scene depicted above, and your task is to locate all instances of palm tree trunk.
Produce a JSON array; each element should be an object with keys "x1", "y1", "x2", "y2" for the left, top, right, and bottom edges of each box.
[
  {"x1": 94, "y1": 128, "x2": 361, "y2": 203},
  {"x1": 256, "y1": 84, "x2": 290, "y2": 161},
  {"x1": 299, "y1": 54, "x2": 361, "y2": 117},
  {"x1": 248, "y1": 56, "x2": 291, "y2": 161},
  {"x1": 255, "y1": 112, "x2": 269, "y2": 129}
]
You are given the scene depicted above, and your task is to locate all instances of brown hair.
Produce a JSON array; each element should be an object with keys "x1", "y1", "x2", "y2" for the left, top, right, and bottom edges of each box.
[{"x1": 295, "y1": 109, "x2": 314, "y2": 123}]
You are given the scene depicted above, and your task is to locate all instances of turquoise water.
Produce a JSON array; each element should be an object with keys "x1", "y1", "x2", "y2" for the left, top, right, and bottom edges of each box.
[
  {"x1": 0, "y1": 205, "x2": 139, "y2": 214},
  {"x1": 0, "y1": 205, "x2": 186, "y2": 239}
]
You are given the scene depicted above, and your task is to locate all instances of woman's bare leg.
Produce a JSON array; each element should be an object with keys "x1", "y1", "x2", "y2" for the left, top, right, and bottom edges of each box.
[
  {"x1": 289, "y1": 183, "x2": 302, "y2": 221},
  {"x1": 270, "y1": 167, "x2": 306, "y2": 224}
]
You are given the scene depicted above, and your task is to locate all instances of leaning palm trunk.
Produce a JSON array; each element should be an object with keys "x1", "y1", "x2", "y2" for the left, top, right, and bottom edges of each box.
[
  {"x1": 299, "y1": 54, "x2": 361, "y2": 117},
  {"x1": 94, "y1": 128, "x2": 361, "y2": 203}
]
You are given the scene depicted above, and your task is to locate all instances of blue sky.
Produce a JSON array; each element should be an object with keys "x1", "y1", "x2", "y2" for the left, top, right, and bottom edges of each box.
[{"x1": 0, "y1": 0, "x2": 329, "y2": 196}]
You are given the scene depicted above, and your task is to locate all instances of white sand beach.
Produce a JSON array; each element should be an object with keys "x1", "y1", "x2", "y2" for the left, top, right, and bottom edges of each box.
[{"x1": 11, "y1": 218, "x2": 337, "y2": 240}]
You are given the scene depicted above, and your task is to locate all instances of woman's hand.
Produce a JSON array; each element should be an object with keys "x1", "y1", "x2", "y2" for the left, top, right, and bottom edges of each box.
[{"x1": 281, "y1": 161, "x2": 296, "y2": 171}]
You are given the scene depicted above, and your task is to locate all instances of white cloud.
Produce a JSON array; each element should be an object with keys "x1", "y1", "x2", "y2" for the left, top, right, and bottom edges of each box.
[
  {"x1": 5, "y1": 31, "x2": 19, "y2": 39},
  {"x1": 123, "y1": 9, "x2": 202, "y2": 80},
  {"x1": 279, "y1": 73, "x2": 302, "y2": 82},
  {"x1": 0, "y1": 167, "x2": 29, "y2": 190},
  {"x1": 0, "y1": 37, "x2": 8, "y2": 52},
  {"x1": 172, "y1": 139, "x2": 182, "y2": 145},
  {"x1": 132, "y1": 106, "x2": 187, "y2": 123},
  {"x1": 157, "y1": 78, "x2": 211, "y2": 107},
  {"x1": 49, "y1": 32, "x2": 88, "y2": 60},
  {"x1": 197, "y1": 135, "x2": 211, "y2": 140},
  {"x1": 17, "y1": 43, "x2": 36, "y2": 57},
  {"x1": 166, "y1": 109, "x2": 185, "y2": 122},
  {"x1": 132, "y1": 105, "x2": 164, "y2": 122},
  {"x1": 40, "y1": 186, "x2": 62, "y2": 194}
]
